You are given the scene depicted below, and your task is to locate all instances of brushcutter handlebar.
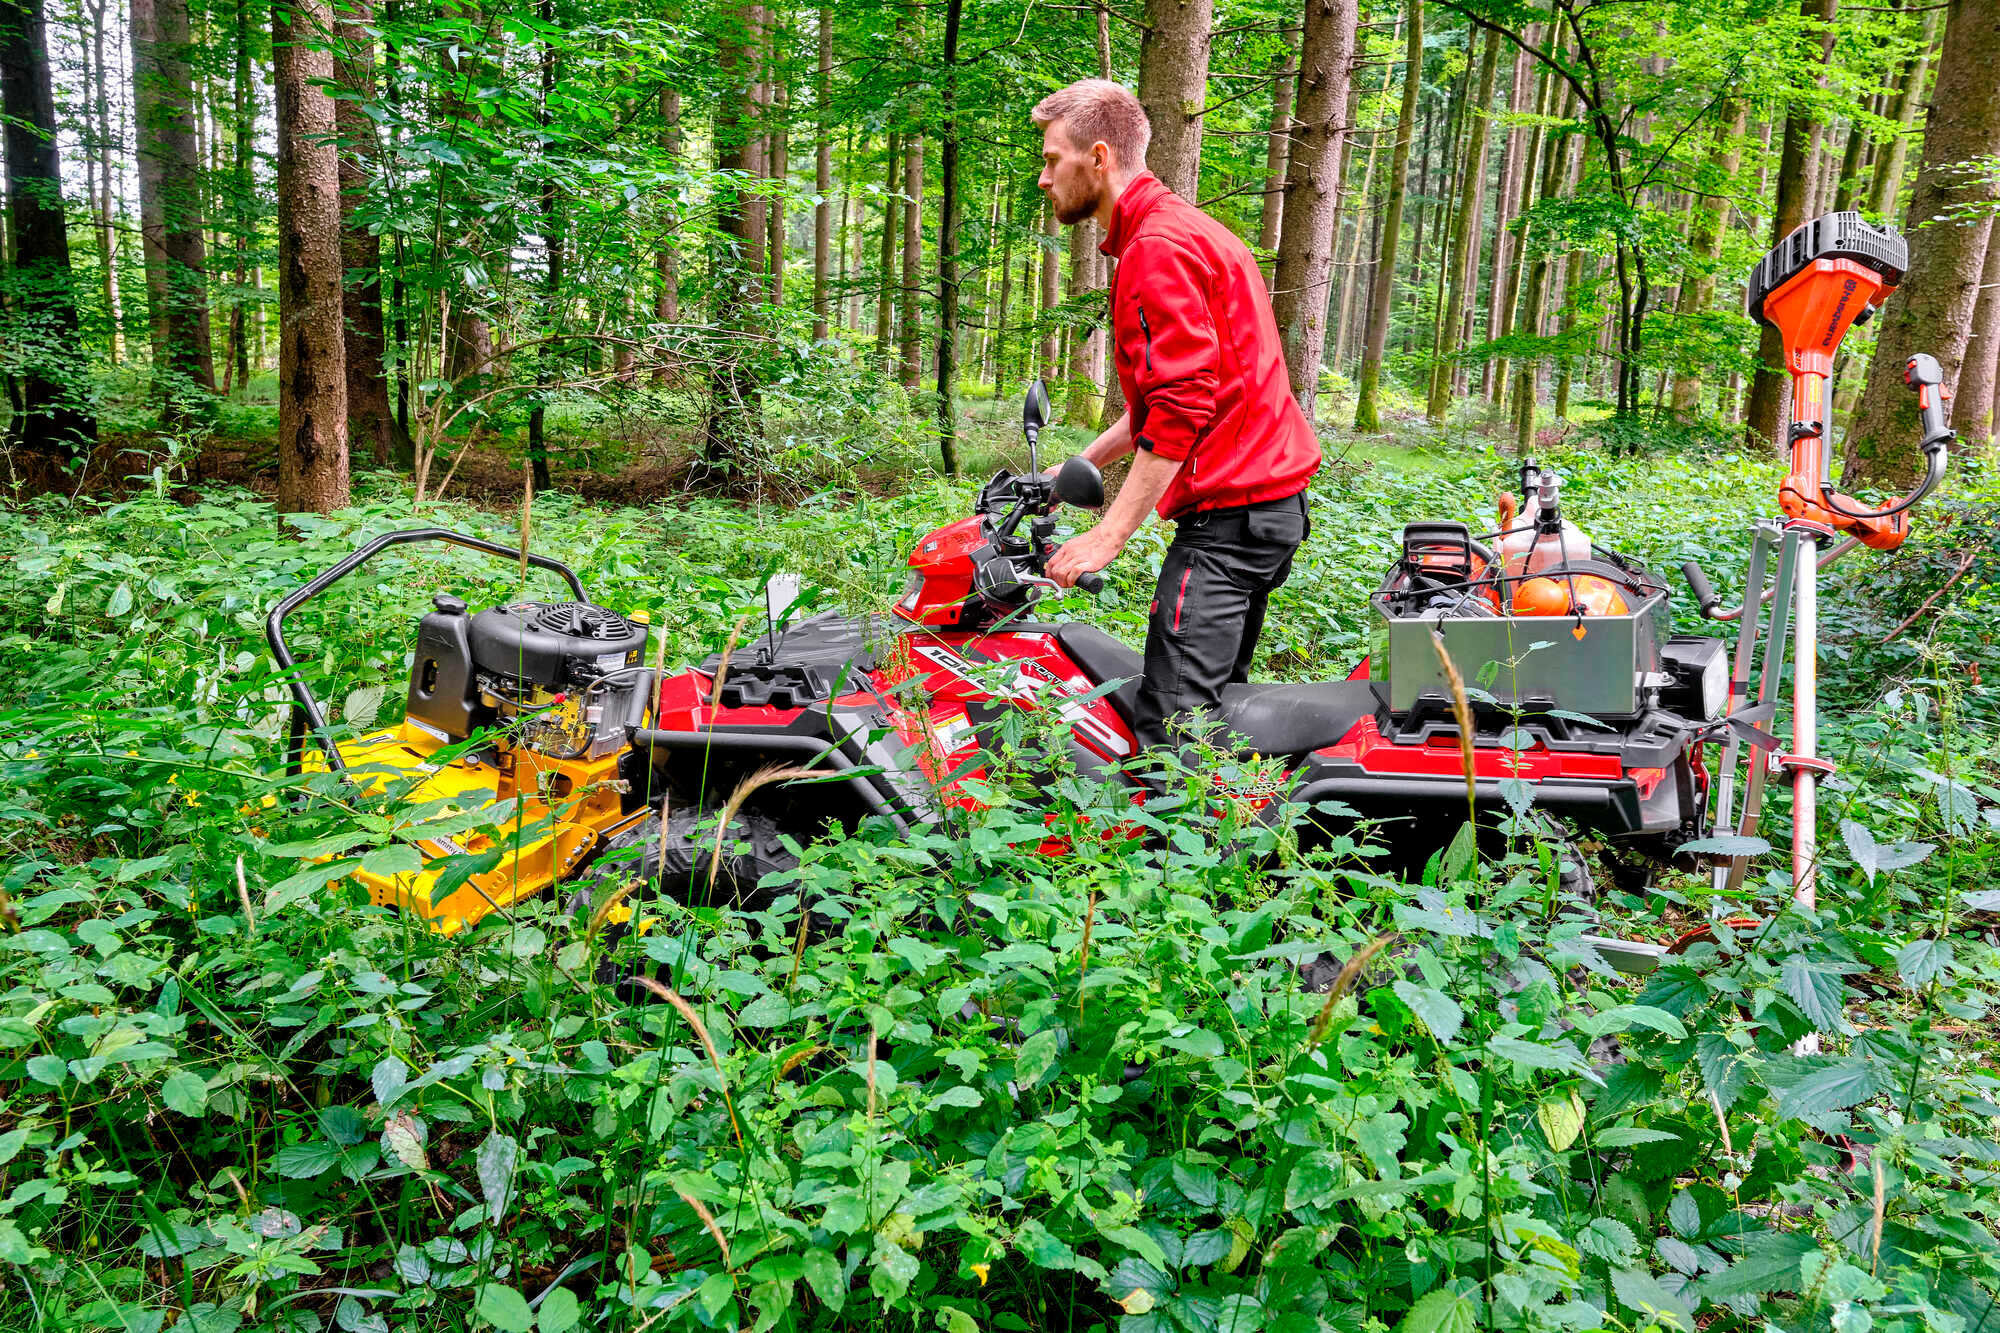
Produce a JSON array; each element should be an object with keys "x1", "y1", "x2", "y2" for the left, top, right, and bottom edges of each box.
[{"x1": 1681, "y1": 561, "x2": 1720, "y2": 619}]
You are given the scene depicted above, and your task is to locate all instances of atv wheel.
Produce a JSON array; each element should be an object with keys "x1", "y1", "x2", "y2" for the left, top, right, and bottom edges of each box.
[{"x1": 570, "y1": 807, "x2": 799, "y2": 920}]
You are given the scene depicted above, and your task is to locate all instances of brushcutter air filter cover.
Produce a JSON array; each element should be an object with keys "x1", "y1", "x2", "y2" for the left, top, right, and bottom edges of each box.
[
  {"x1": 1747, "y1": 211, "x2": 1906, "y2": 329},
  {"x1": 1511, "y1": 575, "x2": 1630, "y2": 618}
]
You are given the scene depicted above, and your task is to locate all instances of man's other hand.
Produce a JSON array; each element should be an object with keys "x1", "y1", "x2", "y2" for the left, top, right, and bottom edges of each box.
[{"x1": 1047, "y1": 526, "x2": 1124, "y2": 588}]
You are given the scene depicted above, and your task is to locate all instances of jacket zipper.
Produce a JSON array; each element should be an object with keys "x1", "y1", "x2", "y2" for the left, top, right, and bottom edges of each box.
[{"x1": 1137, "y1": 305, "x2": 1155, "y2": 374}]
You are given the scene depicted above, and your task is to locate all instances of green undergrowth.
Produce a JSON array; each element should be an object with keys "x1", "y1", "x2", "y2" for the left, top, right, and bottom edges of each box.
[{"x1": 1, "y1": 440, "x2": 1997, "y2": 1332}]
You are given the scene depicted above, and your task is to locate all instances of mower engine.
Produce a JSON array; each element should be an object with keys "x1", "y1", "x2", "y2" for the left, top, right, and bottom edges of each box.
[{"x1": 406, "y1": 594, "x2": 651, "y2": 760}]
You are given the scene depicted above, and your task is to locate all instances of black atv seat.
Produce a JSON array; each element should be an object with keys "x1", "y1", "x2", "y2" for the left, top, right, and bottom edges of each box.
[{"x1": 1054, "y1": 623, "x2": 1377, "y2": 756}]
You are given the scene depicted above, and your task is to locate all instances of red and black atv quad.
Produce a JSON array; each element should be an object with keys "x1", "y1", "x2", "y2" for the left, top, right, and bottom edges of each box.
[{"x1": 625, "y1": 384, "x2": 1732, "y2": 974}]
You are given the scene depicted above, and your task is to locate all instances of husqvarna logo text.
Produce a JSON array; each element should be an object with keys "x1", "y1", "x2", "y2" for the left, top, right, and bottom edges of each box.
[{"x1": 1821, "y1": 277, "x2": 1858, "y2": 347}]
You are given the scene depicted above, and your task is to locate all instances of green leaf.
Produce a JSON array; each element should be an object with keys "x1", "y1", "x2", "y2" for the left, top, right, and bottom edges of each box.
[
  {"x1": 1695, "y1": 1230, "x2": 1817, "y2": 1301},
  {"x1": 274, "y1": 1140, "x2": 341, "y2": 1179},
  {"x1": 476, "y1": 1131, "x2": 519, "y2": 1225},
  {"x1": 1896, "y1": 937, "x2": 1953, "y2": 990},
  {"x1": 1393, "y1": 981, "x2": 1464, "y2": 1044},
  {"x1": 1611, "y1": 1267, "x2": 1693, "y2": 1329},
  {"x1": 1779, "y1": 954, "x2": 1852, "y2": 1034},
  {"x1": 927, "y1": 1085, "x2": 982, "y2": 1111},
  {"x1": 1576, "y1": 1218, "x2": 1638, "y2": 1265},
  {"x1": 372, "y1": 1055, "x2": 408, "y2": 1107},
  {"x1": 474, "y1": 1284, "x2": 535, "y2": 1333},
  {"x1": 1487, "y1": 1034, "x2": 1593, "y2": 1080},
  {"x1": 1395, "y1": 1287, "x2": 1477, "y2": 1333},
  {"x1": 1594, "y1": 1126, "x2": 1681, "y2": 1148},
  {"x1": 697, "y1": 1272, "x2": 735, "y2": 1321},
  {"x1": 1441, "y1": 821, "x2": 1476, "y2": 882},
  {"x1": 1537, "y1": 1089, "x2": 1585, "y2": 1151},
  {"x1": 106, "y1": 582, "x2": 134, "y2": 617},
  {"x1": 800, "y1": 1248, "x2": 845, "y2": 1313},
  {"x1": 1775, "y1": 1059, "x2": 1878, "y2": 1122},
  {"x1": 362, "y1": 843, "x2": 424, "y2": 879},
  {"x1": 1676, "y1": 835, "x2": 1770, "y2": 858},
  {"x1": 1579, "y1": 1004, "x2": 1687, "y2": 1040},
  {"x1": 1014, "y1": 1028, "x2": 1060, "y2": 1085},
  {"x1": 161, "y1": 1070, "x2": 208, "y2": 1116},
  {"x1": 536, "y1": 1288, "x2": 580, "y2": 1333},
  {"x1": 25, "y1": 1055, "x2": 65, "y2": 1086},
  {"x1": 0, "y1": 1218, "x2": 42, "y2": 1264},
  {"x1": 344, "y1": 685, "x2": 386, "y2": 730}
]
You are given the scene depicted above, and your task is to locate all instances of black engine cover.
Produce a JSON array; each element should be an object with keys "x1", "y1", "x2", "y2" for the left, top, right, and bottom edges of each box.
[{"x1": 469, "y1": 601, "x2": 649, "y2": 688}]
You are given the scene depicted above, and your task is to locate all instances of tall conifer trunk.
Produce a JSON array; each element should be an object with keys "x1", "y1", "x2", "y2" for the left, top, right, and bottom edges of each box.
[{"x1": 1353, "y1": 0, "x2": 1421, "y2": 433}]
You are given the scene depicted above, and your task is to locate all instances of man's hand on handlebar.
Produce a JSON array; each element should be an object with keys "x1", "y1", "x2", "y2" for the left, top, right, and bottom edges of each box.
[{"x1": 1047, "y1": 525, "x2": 1123, "y2": 589}]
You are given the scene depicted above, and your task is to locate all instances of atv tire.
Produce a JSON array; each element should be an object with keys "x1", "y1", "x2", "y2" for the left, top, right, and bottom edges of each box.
[{"x1": 572, "y1": 807, "x2": 798, "y2": 915}]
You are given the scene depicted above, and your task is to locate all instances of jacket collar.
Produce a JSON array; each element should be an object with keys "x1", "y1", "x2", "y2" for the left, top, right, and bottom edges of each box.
[{"x1": 1100, "y1": 172, "x2": 1169, "y2": 259}]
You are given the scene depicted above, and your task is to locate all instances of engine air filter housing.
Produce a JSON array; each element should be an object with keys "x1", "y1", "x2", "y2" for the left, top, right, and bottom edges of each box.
[{"x1": 1747, "y1": 211, "x2": 1907, "y2": 328}]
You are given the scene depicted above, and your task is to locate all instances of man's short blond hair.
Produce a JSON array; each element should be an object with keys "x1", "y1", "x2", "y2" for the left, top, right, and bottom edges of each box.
[{"x1": 1031, "y1": 79, "x2": 1151, "y2": 174}]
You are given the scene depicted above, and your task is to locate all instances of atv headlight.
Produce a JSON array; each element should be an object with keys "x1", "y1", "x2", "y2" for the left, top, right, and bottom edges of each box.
[
  {"x1": 1660, "y1": 636, "x2": 1730, "y2": 721},
  {"x1": 1698, "y1": 647, "x2": 1729, "y2": 720}
]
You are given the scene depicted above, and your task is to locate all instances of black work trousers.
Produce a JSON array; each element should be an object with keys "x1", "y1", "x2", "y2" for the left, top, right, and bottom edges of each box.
[{"x1": 1131, "y1": 489, "x2": 1310, "y2": 753}]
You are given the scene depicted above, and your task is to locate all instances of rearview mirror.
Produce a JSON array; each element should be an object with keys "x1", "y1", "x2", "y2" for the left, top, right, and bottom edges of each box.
[
  {"x1": 1053, "y1": 456, "x2": 1104, "y2": 509},
  {"x1": 1022, "y1": 379, "x2": 1051, "y2": 435}
]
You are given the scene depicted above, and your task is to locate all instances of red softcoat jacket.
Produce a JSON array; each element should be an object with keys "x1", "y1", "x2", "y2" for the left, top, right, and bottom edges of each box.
[{"x1": 1101, "y1": 172, "x2": 1321, "y2": 520}]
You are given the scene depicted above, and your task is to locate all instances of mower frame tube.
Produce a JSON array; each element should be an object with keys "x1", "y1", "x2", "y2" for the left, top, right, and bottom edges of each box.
[
  {"x1": 266, "y1": 528, "x2": 589, "y2": 777},
  {"x1": 628, "y1": 727, "x2": 914, "y2": 834}
]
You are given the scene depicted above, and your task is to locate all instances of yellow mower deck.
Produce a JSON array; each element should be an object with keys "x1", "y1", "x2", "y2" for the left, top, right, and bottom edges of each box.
[{"x1": 311, "y1": 722, "x2": 645, "y2": 935}]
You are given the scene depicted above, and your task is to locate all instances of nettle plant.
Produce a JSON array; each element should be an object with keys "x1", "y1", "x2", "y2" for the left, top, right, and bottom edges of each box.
[{"x1": 0, "y1": 468, "x2": 1995, "y2": 1333}]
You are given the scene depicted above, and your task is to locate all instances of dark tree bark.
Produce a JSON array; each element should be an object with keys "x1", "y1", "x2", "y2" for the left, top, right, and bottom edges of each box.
[
  {"x1": 1670, "y1": 100, "x2": 1745, "y2": 416},
  {"x1": 1, "y1": 0, "x2": 96, "y2": 450},
  {"x1": 899, "y1": 130, "x2": 924, "y2": 388},
  {"x1": 1257, "y1": 39, "x2": 1297, "y2": 274},
  {"x1": 767, "y1": 78, "x2": 787, "y2": 306},
  {"x1": 1353, "y1": 0, "x2": 1420, "y2": 432},
  {"x1": 131, "y1": 0, "x2": 216, "y2": 410},
  {"x1": 525, "y1": 0, "x2": 562, "y2": 493},
  {"x1": 932, "y1": 0, "x2": 961, "y2": 474},
  {"x1": 273, "y1": 0, "x2": 350, "y2": 513},
  {"x1": 1269, "y1": 0, "x2": 1358, "y2": 419},
  {"x1": 1951, "y1": 229, "x2": 2000, "y2": 452},
  {"x1": 440, "y1": 1, "x2": 492, "y2": 383},
  {"x1": 228, "y1": 0, "x2": 252, "y2": 392},
  {"x1": 335, "y1": 0, "x2": 401, "y2": 467},
  {"x1": 1137, "y1": 0, "x2": 1214, "y2": 198},
  {"x1": 1867, "y1": 7, "x2": 1939, "y2": 218},
  {"x1": 875, "y1": 132, "x2": 898, "y2": 371},
  {"x1": 1039, "y1": 201, "x2": 1059, "y2": 381},
  {"x1": 811, "y1": 3, "x2": 831, "y2": 341},
  {"x1": 1426, "y1": 27, "x2": 1498, "y2": 421},
  {"x1": 1484, "y1": 35, "x2": 1535, "y2": 402},
  {"x1": 1845, "y1": 0, "x2": 2000, "y2": 484},
  {"x1": 653, "y1": 85, "x2": 680, "y2": 383},
  {"x1": 1745, "y1": 0, "x2": 1838, "y2": 448},
  {"x1": 702, "y1": 0, "x2": 767, "y2": 468}
]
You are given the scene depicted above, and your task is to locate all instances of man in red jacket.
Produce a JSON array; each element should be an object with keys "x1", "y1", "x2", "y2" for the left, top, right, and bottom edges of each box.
[{"x1": 1036, "y1": 79, "x2": 1322, "y2": 752}]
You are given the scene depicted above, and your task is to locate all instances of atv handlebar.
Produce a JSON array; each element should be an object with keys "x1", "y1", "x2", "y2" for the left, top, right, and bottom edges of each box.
[{"x1": 265, "y1": 527, "x2": 589, "y2": 777}]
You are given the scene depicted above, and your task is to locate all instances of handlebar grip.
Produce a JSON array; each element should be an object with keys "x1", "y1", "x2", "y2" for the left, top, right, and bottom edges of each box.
[
  {"x1": 1076, "y1": 571, "x2": 1105, "y2": 595},
  {"x1": 1904, "y1": 353, "x2": 1954, "y2": 453},
  {"x1": 1681, "y1": 560, "x2": 1720, "y2": 619}
]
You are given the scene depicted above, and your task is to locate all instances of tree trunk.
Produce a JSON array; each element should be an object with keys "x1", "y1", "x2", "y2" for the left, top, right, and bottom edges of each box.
[
  {"x1": 994, "y1": 184, "x2": 1016, "y2": 393},
  {"x1": 272, "y1": 0, "x2": 350, "y2": 513},
  {"x1": 1269, "y1": 0, "x2": 1358, "y2": 420},
  {"x1": 1746, "y1": 0, "x2": 1838, "y2": 448},
  {"x1": 132, "y1": 0, "x2": 217, "y2": 410},
  {"x1": 899, "y1": 130, "x2": 924, "y2": 388},
  {"x1": 658, "y1": 104, "x2": 684, "y2": 335},
  {"x1": 1039, "y1": 201, "x2": 1059, "y2": 381},
  {"x1": 334, "y1": 0, "x2": 398, "y2": 467},
  {"x1": 1867, "y1": 7, "x2": 1939, "y2": 218},
  {"x1": 811, "y1": 3, "x2": 831, "y2": 341},
  {"x1": 876, "y1": 132, "x2": 898, "y2": 371},
  {"x1": 1257, "y1": 39, "x2": 1297, "y2": 274},
  {"x1": 1951, "y1": 229, "x2": 2000, "y2": 453},
  {"x1": 1333, "y1": 16, "x2": 1396, "y2": 381},
  {"x1": 1484, "y1": 36, "x2": 1535, "y2": 402},
  {"x1": 1670, "y1": 100, "x2": 1745, "y2": 416},
  {"x1": 932, "y1": 0, "x2": 962, "y2": 475},
  {"x1": 228, "y1": 0, "x2": 251, "y2": 391},
  {"x1": 1353, "y1": 0, "x2": 1420, "y2": 432},
  {"x1": 1, "y1": 0, "x2": 96, "y2": 450},
  {"x1": 704, "y1": 0, "x2": 768, "y2": 468},
  {"x1": 86, "y1": 0, "x2": 122, "y2": 366},
  {"x1": 526, "y1": 0, "x2": 563, "y2": 493},
  {"x1": 1064, "y1": 218, "x2": 1101, "y2": 419},
  {"x1": 1137, "y1": 0, "x2": 1214, "y2": 198},
  {"x1": 1426, "y1": 27, "x2": 1498, "y2": 421},
  {"x1": 1846, "y1": 0, "x2": 2000, "y2": 483},
  {"x1": 440, "y1": 4, "x2": 492, "y2": 384}
]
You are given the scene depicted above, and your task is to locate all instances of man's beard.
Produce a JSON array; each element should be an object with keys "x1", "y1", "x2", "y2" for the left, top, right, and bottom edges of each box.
[{"x1": 1053, "y1": 192, "x2": 1096, "y2": 226}]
